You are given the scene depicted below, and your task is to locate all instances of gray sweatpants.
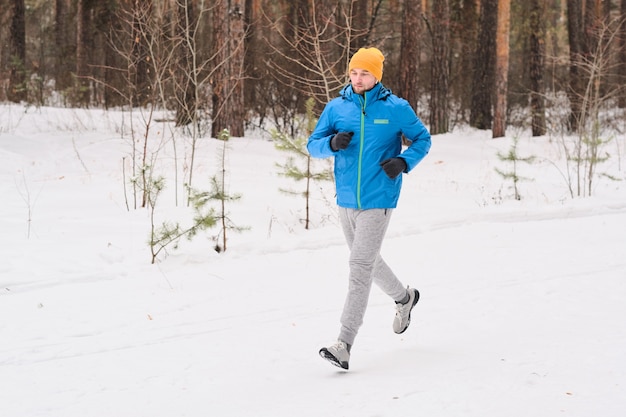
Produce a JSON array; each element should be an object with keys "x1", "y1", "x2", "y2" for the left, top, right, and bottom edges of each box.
[{"x1": 337, "y1": 208, "x2": 408, "y2": 346}]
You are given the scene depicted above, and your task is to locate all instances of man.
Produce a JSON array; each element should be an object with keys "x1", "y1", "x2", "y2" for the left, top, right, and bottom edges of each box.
[{"x1": 307, "y1": 47, "x2": 431, "y2": 370}]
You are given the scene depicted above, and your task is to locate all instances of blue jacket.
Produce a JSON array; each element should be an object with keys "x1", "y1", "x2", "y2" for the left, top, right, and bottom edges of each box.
[{"x1": 307, "y1": 82, "x2": 431, "y2": 209}]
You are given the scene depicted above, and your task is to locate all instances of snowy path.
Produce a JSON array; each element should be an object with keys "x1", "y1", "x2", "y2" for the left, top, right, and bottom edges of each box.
[{"x1": 2, "y1": 211, "x2": 625, "y2": 417}]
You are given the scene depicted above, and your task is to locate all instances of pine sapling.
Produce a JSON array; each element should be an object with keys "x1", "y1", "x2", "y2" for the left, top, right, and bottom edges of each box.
[
  {"x1": 147, "y1": 177, "x2": 217, "y2": 264},
  {"x1": 198, "y1": 129, "x2": 248, "y2": 253},
  {"x1": 495, "y1": 137, "x2": 536, "y2": 200},
  {"x1": 273, "y1": 97, "x2": 333, "y2": 229}
]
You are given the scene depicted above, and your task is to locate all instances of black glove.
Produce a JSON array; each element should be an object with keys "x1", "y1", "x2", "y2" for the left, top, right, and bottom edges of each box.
[
  {"x1": 380, "y1": 158, "x2": 407, "y2": 179},
  {"x1": 330, "y1": 132, "x2": 354, "y2": 151}
]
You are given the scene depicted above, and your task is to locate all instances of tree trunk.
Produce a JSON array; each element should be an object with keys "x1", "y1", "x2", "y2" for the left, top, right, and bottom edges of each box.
[
  {"x1": 399, "y1": 0, "x2": 421, "y2": 111},
  {"x1": 212, "y1": 0, "x2": 228, "y2": 137},
  {"x1": 55, "y1": 0, "x2": 73, "y2": 94},
  {"x1": 450, "y1": 0, "x2": 479, "y2": 122},
  {"x1": 566, "y1": 0, "x2": 587, "y2": 132},
  {"x1": 7, "y1": 0, "x2": 26, "y2": 103},
  {"x1": 314, "y1": 0, "x2": 339, "y2": 76},
  {"x1": 492, "y1": 0, "x2": 511, "y2": 138},
  {"x1": 429, "y1": 0, "x2": 450, "y2": 134},
  {"x1": 289, "y1": 0, "x2": 310, "y2": 43},
  {"x1": 175, "y1": 0, "x2": 196, "y2": 126},
  {"x1": 91, "y1": 2, "x2": 112, "y2": 107},
  {"x1": 529, "y1": 0, "x2": 546, "y2": 136},
  {"x1": 76, "y1": 0, "x2": 94, "y2": 107},
  {"x1": 585, "y1": 0, "x2": 608, "y2": 100},
  {"x1": 244, "y1": 0, "x2": 262, "y2": 116},
  {"x1": 351, "y1": 0, "x2": 369, "y2": 51},
  {"x1": 130, "y1": 0, "x2": 152, "y2": 108},
  {"x1": 102, "y1": 1, "x2": 123, "y2": 108},
  {"x1": 619, "y1": 0, "x2": 626, "y2": 108},
  {"x1": 470, "y1": 0, "x2": 497, "y2": 130},
  {"x1": 211, "y1": 0, "x2": 246, "y2": 138}
]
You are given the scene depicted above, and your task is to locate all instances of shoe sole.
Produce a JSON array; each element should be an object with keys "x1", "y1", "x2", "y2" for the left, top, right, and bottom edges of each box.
[
  {"x1": 319, "y1": 348, "x2": 349, "y2": 370},
  {"x1": 395, "y1": 289, "x2": 420, "y2": 334}
]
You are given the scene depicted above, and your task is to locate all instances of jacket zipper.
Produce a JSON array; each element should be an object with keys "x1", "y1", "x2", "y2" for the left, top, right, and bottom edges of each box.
[{"x1": 357, "y1": 94, "x2": 366, "y2": 209}]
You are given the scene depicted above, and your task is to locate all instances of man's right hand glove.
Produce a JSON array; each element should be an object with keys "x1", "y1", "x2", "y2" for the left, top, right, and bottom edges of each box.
[{"x1": 330, "y1": 132, "x2": 354, "y2": 151}]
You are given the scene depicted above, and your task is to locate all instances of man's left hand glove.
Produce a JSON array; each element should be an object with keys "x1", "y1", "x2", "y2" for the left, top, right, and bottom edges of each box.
[{"x1": 380, "y1": 158, "x2": 407, "y2": 179}]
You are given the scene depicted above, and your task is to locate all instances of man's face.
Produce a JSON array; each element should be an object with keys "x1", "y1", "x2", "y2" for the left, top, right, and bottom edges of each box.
[{"x1": 349, "y1": 69, "x2": 378, "y2": 95}]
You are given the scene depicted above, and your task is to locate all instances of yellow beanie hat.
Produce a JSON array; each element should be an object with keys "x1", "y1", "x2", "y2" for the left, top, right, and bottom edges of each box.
[{"x1": 349, "y1": 47, "x2": 384, "y2": 81}]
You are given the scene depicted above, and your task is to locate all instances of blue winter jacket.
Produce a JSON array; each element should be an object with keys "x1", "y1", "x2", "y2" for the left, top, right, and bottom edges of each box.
[{"x1": 307, "y1": 82, "x2": 431, "y2": 209}]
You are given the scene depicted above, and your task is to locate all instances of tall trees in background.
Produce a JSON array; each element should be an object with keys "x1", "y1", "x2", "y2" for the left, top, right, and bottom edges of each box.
[{"x1": 3, "y1": 0, "x2": 626, "y2": 138}]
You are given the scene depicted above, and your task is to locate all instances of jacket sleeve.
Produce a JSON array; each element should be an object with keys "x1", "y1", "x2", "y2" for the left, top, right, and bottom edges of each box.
[
  {"x1": 397, "y1": 102, "x2": 431, "y2": 171},
  {"x1": 307, "y1": 103, "x2": 336, "y2": 158}
]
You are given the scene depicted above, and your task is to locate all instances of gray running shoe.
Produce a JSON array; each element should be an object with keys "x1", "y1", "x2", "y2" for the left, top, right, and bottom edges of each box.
[
  {"x1": 393, "y1": 288, "x2": 420, "y2": 334},
  {"x1": 319, "y1": 340, "x2": 351, "y2": 370}
]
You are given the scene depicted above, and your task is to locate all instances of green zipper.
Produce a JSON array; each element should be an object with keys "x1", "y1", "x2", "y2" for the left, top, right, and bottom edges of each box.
[{"x1": 357, "y1": 94, "x2": 366, "y2": 209}]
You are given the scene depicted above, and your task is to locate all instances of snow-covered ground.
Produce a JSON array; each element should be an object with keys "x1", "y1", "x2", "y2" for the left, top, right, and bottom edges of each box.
[{"x1": 1, "y1": 105, "x2": 625, "y2": 417}]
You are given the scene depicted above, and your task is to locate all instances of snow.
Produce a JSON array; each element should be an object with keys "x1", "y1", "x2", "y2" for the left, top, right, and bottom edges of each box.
[{"x1": 1, "y1": 104, "x2": 625, "y2": 417}]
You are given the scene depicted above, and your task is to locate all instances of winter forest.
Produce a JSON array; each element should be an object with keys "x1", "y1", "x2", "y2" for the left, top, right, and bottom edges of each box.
[
  {"x1": 2, "y1": 2, "x2": 626, "y2": 414},
  {"x1": 2, "y1": 0, "x2": 626, "y2": 138}
]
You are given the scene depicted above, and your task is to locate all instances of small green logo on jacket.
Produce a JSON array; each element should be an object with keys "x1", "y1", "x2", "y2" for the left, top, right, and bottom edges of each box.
[{"x1": 373, "y1": 119, "x2": 389, "y2": 124}]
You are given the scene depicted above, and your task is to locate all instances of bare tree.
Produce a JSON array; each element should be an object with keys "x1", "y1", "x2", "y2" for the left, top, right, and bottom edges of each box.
[
  {"x1": 263, "y1": 0, "x2": 352, "y2": 109},
  {"x1": 493, "y1": 0, "x2": 511, "y2": 138},
  {"x1": 559, "y1": 18, "x2": 621, "y2": 197},
  {"x1": 107, "y1": 1, "x2": 162, "y2": 208}
]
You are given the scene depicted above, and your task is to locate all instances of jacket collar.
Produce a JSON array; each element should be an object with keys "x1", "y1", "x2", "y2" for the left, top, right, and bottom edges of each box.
[{"x1": 340, "y1": 82, "x2": 391, "y2": 102}]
